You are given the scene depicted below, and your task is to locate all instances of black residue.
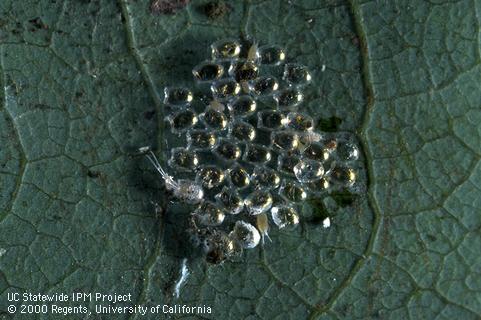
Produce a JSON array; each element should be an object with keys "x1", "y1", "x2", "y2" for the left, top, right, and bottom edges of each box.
[
  {"x1": 28, "y1": 17, "x2": 48, "y2": 31},
  {"x1": 317, "y1": 116, "x2": 342, "y2": 132},
  {"x1": 306, "y1": 198, "x2": 330, "y2": 225},
  {"x1": 330, "y1": 189, "x2": 357, "y2": 207},
  {"x1": 201, "y1": 1, "x2": 230, "y2": 20},
  {"x1": 87, "y1": 170, "x2": 102, "y2": 179},
  {"x1": 150, "y1": 0, "x2": 190, "y2": 15}
]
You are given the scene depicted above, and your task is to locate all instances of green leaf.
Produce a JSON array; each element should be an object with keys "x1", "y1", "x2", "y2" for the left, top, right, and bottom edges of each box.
[{"x1": 0, "y1": 0, "x2": 480, "y2": 319}]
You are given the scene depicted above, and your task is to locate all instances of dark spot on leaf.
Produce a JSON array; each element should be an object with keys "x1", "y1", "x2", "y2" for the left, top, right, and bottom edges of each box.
[
  {"x1": 305, "y1": 198, "x2": 330, "y2": 224},
  {"x1": 317, "y1": 116, "x2": 342, "y2": 132},
  {"x1": 351, "y1": 36, "x2": 360, "y2": 47},
  {"x1": 330, "y1": 189, "x2": 356, "y2": 207},
  {"x1": 34, "y1": 104, "x2": 49, "y2": 109},
  {"x1": 426, "y1": 234, "x2": 436, "y2": 242},
  {"x1": 87, "y1": 170, "x2": 102, "y2": 178},
  {"x1": 150, "y1": 0, "x2": 189, "y2": 15},
  {"x1": 144, "y1": 110, "x2": 156, "y2": 120},
  {"x1": 28, "y1": 17, "x2": 48, "y2": 31},
  {"x1": 201, "y1": 1, "x2": 230, "y2": 20}
]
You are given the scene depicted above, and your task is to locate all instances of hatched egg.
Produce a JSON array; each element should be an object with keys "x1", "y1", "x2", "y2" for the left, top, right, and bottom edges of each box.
[
  {"x1": 274, "y1": 88, "x2": 303, "y2": 109},
  {"x1": 230, "y1": 221, "x2": 261, "y2": 249},
  {"x1": 228, "y1": 165, "x2": 250, "y2": 189},
  {"x1": 214, "y1": 138, "x2": 242, "y2": 161},
  {"x1": 211, "y1": 78, "x2": 241, "y2": 100},
  {"x1": 256, "y1": 213, "x2": 272, "y2": 244},
  {"x1": 251, "y1": 166, "x2": 281, "y2": 190},
  {"x1": 163, "y1": 87, "x2": 193, "y2": 106},
  {"x1": 279, "y1": 180, "x2": 307, "y2": 202},
  {"x1": 286, "y1": 112, "x2": 314, "y2": 131},
  {"x1": 259, "y1": 45, "x2": 286, "y2": 65},
  {"x1": 277, "y1": 153, "x2": 301, "y2": 175},
  {"x1": 244, "y1": 190, "x2": 273, "y2": 215},
  {"x1": 243, "y1": 143, "x2": 272, "y2": 164},
  {"x1": 194, "y1": 201, "x2": 225, "y2": 226},
  {"x1": 200, "y1": 107, "x2": 228, "y2": 130},
  {"x1": 330, "y1": 165, "x2": 356, "y2": 187},
  {"x1": 228, "y1": 120, "x2": 256, "y2": 141},
  {"x1": 211, "y1": 39, "x2": 241, "y2": 60},
  {"x1": 196, "y1": 165, "x2": 225, "y2": 189},
  {"x1": 193, "y1": 61, "x2": 224, "y2": 82},
  {"x1": 270, "y1": 205, "x2": 299, "y2": 228},
  {"x1": 257, "y1": 110, "x2": 287, "y2": 131},
  {"x1": 168, "y1": 147, "x2": 199, "y2": 170},
  {"x1": 186, "y1": 130, "x2": 217, "y2": 150},
  {"x1": 293, "y1": 159, "x2": 324, "y2": 183},
  {"x1": 215, "y1": 187, "x2": 244, "y2": 215},
  {"x1": 167, "y1": 109, "x2": 198, "y2": 133},
  {"x1": 209, "y1": 99, "x2": 226, "y2": 112},
  {"x1": 249, "y1": 76, "x2": 279, "y2": 96},
  {"x1": 227, "y1": 95, "x2": 257, "y2": 117},
  {"x1": 173, "y1": 179, "x2": 204, "y2": 204},
  {"x1": 229, "y1": 61, "x2": 259, "y2": 82},
  {"x1": 282, "y1": 63, "x2": 312, "y2": 86},
  {"x1": 303, "y1": 142, "x2": 330, "y2": 162},
  {"x1": 271, "y1": 131, "x2": 300, "y2": 151}
]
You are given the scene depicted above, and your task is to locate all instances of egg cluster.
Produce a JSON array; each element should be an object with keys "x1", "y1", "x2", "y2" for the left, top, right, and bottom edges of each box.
[{"x1": 152, "y1": 39, "x2": 360, "y2": 264}]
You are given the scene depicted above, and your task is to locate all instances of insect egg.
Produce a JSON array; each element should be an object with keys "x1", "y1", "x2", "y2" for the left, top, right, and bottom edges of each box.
[
  {"x1": 249, "y1": 76, "x2": 279, "y2": 96},
  {"x1": 211, "y1": 78, "x2": 241, "y2": 100},
  {"x1": 251, "y1": 166, "x2": 281, "y2": 189},
  {"x1": 293, "y1": 159, "x2": 324, "y2": 183},
  {"x1": 330, "y1": 165, "x2": 356, "y2": 187},
  {"x1": 168, "y1": 147, "x2": 199, "y2": 170},
  {"x1": 274, "y1": 88, "x2": 304, "y2": 109},
  {"x1": 211, "y1": 39, "x2": 241, "y2": 60},
  {"x1": 277, "y1": 153, "x2": 301, "y2": 175},
  {"x1": 229, "y1": 61, "x2": 259, "y2": 82},
  {"x1": 243, "y1": 143, "x2": 272, "y2": 164},
  {"x1": 283, "y1": 63, "x2": 312, "y2": 86},
  {"x1": 228, "y1": 120, "x2": 256, "y2": 142},
  {"x1": 230, "y1": 221, "x2": 261, "y2": 249},
  {"x1": 244, "y1": 190, "x2": 273, "y2": 215},
  {"x1": 215, "y1": 187, "x2": 244, "y2": 215},
  {"x1": 227, "y1": 95, "x2": 257, "y2": 117},
  {"x1": 196, "y1": 165, "x2": 225, "y2": 189},
  {"x1": 270, "y1": 205, "x2": 299, "y2": 228},
  {"x1": 194, "y1": 201, "x2": 225, "y2": 226},
  {"x1": 228, "y1": 165, "x2": 250, "y2": 189},
  {"x1": 167, "y1": 109, "x2": 198, "y2": 133},
  {"x1": 257, "y1": 110, "x2": 288, "y2": 130},
  {"x1": 193, "y1": 61, "x2": 224, "y2": 82},
  {"x1": 186, "y1": 130, "x2": 217, "y2": 150},
  {"x1": 174, "y1": 180, "x2": 204, "y2": 204},
  {"x1": 303, "y1": 142, "x2": 330, "y2": 162},
  {"x1": 214, "y1": 138, "x2": 242, "y2": 161},
  {"x1": 308, "y1": 177, "x2": 330, "y2": 193},
  {"x1": 200, "y1": 107, "x2": 228, "y2": 130},
  {"x1": 279, "y1": 180, "x2": 307, "y2": 202},
  {"x1": 164, "y1": 87, "x2": 193, "y2": 106},
  {"x1": 286, "y1": 112, "x2": 314, "y2": 131},
  {"x1": 271, "y1": 131, "x2": 300, "y2": 151},
  {"x1": 258, "y1": 45, "x2": 286, "y2": 65},
  {"x1": 336, "y1": 140, "x2": 360, "y2": 161}
]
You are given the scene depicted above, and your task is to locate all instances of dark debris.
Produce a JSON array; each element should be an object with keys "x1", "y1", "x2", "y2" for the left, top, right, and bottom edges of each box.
[{"x1": 150, "y1": 0, "x2": 190, "y2": 15}]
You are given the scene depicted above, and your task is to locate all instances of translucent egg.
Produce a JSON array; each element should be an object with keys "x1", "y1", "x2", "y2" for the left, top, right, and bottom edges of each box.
[
  {"x1": 286, "y1": 112, "x2": 314, "y2": 131},
  {"x1": 228, "y1": 165, "x2": 250, "y2": 189},
  {"x1": 204, "y1": 231, "x2": 239, "y2": 264},
  {"x1": 227, "y1": 95, "x2": 256, "y2": 117},
  {"x1": 251, "y1": 166, "x2": 281, "y2": 190},
  {"x1": 243, "y1": 143, "x2": 272, "y2": 164},
  {"x1": 279, "y1": 180, "x2": 307, "y2": 202},
  {"x1": 196, "y1": 165, "x2": 225, "y2": 189},
  {"x1": 249, "y1": 76, "x2": 279, "y2": 96},
  {"x1": 163, "y1": 87, "x2": 193, "y2": 107},
  {"x1": 168, "y1": 147, "x2": 199, "y2": 170},
  {"x1": 303, "y1": 142, "x2": 330, "y2": 162},
  {"x1": 200, "y1": 107, "x2": 228, "y2": 130},
  {"x1": 214, "y1": 138, "x2": 242, "y2": 161},
  {"x1": 293, "y1": 159, "x2": 324, "y2": 183},
  {"x1": 215, "y1": 187, "x2": 244, "y2": 215},
  {"x1": 244, "y1": 190, "x2": 273, "y2": 215},
  {"x1": 259, "y1": 45, "x2": 286, "y2": 65},
  {"x1": 186, "y1": 130, "x2": 217, "y2": 150},
  {"x1": 228, "y1": 120, "x2": 256, "y2": 141},
  {"x1": 282, "y1": 63, "x2": 312, "y2": 86},
  {"x1": 174, "y1": 180, "x2": 205, "y2": 204},
  {"x1": 194, "y1": 201, "x2": 225, "y2": 226},
  {"x1": 336, "y1": 140, "x2": 360, "y2": 161},
  {"x1": 211, "y1": 78, "x2": 241, "y2": 100},
  {"x1": 257, "y1": 110, "x2": 287, "y2": 130},
  {"x1": 230, "y1": 221, "x2": 260, "y2": 249},
  {"x1": 270, "y1": 205, "x2": 299, "y2": 228},
  {"x1": 330, "y1": 165, "x2": 356, "y2": 187},
  {"x1": 211, "y1": 39, "x2": 241, "y2": 60},
  {"x1": 193, "y1": 61, "x2": 224, "y2": 82},
  {"x1": 308, "y1": 177, "x2": 330, "y2": 193},
  {"x1": 167, "y1": 109, "x2": 198, "y2": 133},
  {"x1": 277, "y1": 153, "x2": 301, "y2": 175},
  {"x1": 274, "y1": 88, "x2": 303, "y2": 109},
  {"x1": 229, "y1": 61, "x2": 259, "y2": 82},
  {"x1": 271, "y1": 131, "x2": 300, "y2": 151}
]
